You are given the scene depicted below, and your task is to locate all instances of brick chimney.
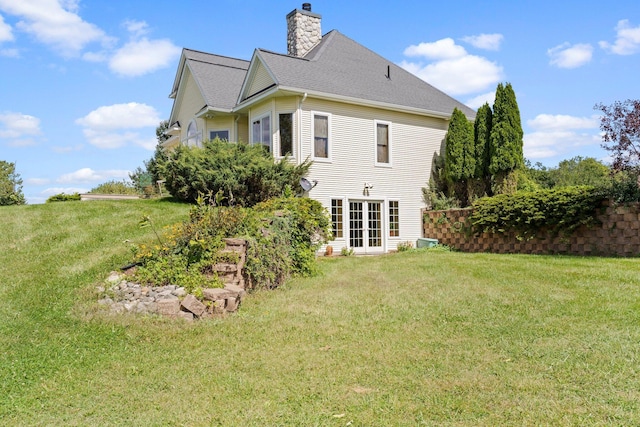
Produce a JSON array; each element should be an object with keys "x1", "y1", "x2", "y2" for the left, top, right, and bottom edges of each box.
[{"x1": 286, "y1": 3, "x2": 322, "y2": 57}]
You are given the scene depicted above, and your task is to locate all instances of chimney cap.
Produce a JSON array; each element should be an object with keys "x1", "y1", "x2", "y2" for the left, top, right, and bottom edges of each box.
[{"x1": 302, "y1": 3, "x2": 311, "y2": 11}]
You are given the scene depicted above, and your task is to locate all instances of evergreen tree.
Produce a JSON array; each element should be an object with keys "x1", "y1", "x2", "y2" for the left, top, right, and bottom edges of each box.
[
  {"x1": 444, "y1": 108, "x2": 475, "y2": 204},
  {"x1": 473, "y1": 102, "x2": 493, "y2": 179},
  {"x1": 489, "y1": 83, "x2": 524, "y2": 194},
  {"x1": 0, "y1": 160, "x2": 26, "y2": 206}
]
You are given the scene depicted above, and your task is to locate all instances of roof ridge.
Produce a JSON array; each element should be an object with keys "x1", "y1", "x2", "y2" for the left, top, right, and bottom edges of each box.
[
  {"x1": 183, "y1": 48, "x2": 250, "y2": 63},
  {"x1": 257, "y1": 47, "x2": 310, "y2": 61},
  {"x1": 187, "y1": 57, "x2": 249, "y2": 71}
]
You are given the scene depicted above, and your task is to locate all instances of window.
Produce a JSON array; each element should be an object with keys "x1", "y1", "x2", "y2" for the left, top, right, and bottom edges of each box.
[
  {"x1": 252, "y1": 114, "x2": 271, "y2": 152},
  {"x1": 209, "y1": 130, "x2": 229, "y2": 141},
  {"x1": 313, "y1": 113, "x2": 329, "y2": 159},
  {"x1": 186, "y1": 120, "x2": 202, "y2": 147},
  {"x1": 331, "y1": 199, "x2": 343, "y2": 238},
  {"x1": 389, "y1": 201, "x2": 399, "y2": 237},
  {"x1": 279, "y1": 113, "x2": 293, "y2": 157},
  {"x1": 376, "y1": 121, "x2": 390, "y2": 165}
]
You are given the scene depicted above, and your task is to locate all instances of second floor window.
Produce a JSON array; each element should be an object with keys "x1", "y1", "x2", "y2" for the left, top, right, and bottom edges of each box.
[
  {"x1": 279, "y1": 113, "x2": 293, "y2": 157},
  {"x1": 376, "y1": 122, "x2": 390, "y2": 165},
  {"x1": 313, "y1": 113, "x2": 329, "y2": 159}
]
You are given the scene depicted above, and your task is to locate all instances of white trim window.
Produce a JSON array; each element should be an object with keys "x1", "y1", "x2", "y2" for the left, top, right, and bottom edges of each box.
[
  {"x1": 278, "y1": 112, "x2": 294, "y2": 157},
  {"x1": 331, "y1": 198, "x2": 344, "y2": 239},
  {"x1": 209, "y1": 129, "x2": 230, "y2": 141},
  {"x1": 389, "y1": 200, "x2": 399, "y2": 237},
  {"x1": 252, "y1": 113, "x2": 271, "y2": 152},
  {"x1": 312, "y1": 112, "x2": 331, "y2": 161},
  {"x1": 185, "y1": 119, "x2": 202, "y2": 147},
  {"x1": 375, "y1": 120, "x2": 391, "y2": 166}
]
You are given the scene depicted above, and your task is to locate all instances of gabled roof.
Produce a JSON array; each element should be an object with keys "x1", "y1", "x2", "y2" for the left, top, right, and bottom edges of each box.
[
  {"x1": 241, "y1": 30, "x2": 476, "y2": 119},
  {"x1": 170, "y1": 48, "x2": 250, "y2": 113}
]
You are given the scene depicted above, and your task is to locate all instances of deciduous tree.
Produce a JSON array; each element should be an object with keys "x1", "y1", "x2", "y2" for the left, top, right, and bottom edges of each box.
[
  {"x1": 595, "y1": 99, "x2": 640, "y2": 171},
  {"x1": 0, "y1": 160, "x2": 26, "y2": 206}
]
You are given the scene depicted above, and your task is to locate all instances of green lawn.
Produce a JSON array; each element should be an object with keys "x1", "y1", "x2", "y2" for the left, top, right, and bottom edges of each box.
[{"x1": 1, "y1": 199, "x2": 639, "y2": 426}]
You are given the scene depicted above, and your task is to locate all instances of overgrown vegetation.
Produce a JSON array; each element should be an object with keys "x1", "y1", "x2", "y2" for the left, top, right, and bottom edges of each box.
[
  {"x1": 469, "y1": 186, "x2": 605, "y2": 238},
  {"x1": 159, "y1": 139, "x2": 311, "y2": 206},
  {"x1": 133, "y1": 196, "x2": 331, "y2": 291},
  {"x1": 89, "y1": 179, "x2": 138, "y2": 195},
  {"x1": 46, "y1": 192, "x2": 81, "y2": 202}
]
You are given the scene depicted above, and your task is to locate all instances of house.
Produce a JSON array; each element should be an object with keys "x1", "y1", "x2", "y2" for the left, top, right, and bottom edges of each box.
[{"x1": 164, "y1": 3, "x2": 476, "y2": 254}]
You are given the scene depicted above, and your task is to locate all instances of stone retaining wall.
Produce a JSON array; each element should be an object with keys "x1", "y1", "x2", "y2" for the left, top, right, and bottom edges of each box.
[
  {"x1": 422, "y1": 202, "x2": 640, "y2": 256},
  {"x1": 97, "y1": 238, "x2": 249, "y2": 320}
]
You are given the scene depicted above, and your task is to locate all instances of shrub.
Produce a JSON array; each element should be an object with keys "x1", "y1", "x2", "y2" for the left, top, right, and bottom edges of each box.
[
  {"x1": 469, "y1": 186, "x2": 605, "y2": 238},
  {"x1": 46, "y1": 193, "x2": 81, "y2": 203},
  {"x1": 162, "y1": 139, "x2": 311, "y2": 206},
  {"x1": 90, "y1": 180, "x2": 138, "y2": 195},
  {"x1": 133, "y1": 196, "x2": 331, "y2": 292},
  {"x1": 397, "y1": 241, "x2": 414, "y2": 252}
]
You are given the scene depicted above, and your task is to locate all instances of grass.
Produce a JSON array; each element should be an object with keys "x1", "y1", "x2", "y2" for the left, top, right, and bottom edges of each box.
[{"x1": 1, "y1": 199, "x2": 639, "y2": 425}]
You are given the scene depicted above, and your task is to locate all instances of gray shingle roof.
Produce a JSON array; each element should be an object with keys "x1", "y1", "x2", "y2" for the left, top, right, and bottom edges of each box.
[
  {"x1": 177, "y1": 32, "x2": 475, "y2": 119},
  {"x1": 181, "y1": 49, "x2": 250, "y2": 112},
  {"x1": 254, "y1": 31, "x2": 476, "y2": 118}
]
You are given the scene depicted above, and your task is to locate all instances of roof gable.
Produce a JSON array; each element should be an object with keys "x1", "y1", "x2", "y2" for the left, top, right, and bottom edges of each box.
[
  {"x1": 238, "y1": 51, "x2": 278, "y2": 104},
  {"x1": 170, "y1": 48, "x2": 250, "y2": 114}
]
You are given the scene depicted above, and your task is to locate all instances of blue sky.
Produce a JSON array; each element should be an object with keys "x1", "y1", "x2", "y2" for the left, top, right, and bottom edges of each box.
[{"x1": 1, "y1": 0, "x2": 639, "y2": 203}]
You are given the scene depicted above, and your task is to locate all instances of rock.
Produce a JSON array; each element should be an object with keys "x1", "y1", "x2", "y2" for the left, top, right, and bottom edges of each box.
[
  {"x1": 106, "y1": 272, "x2": 121, "y2": 284},
  {"x1": 225, "y1": 297, "x2": 239, "y2": 312},
  {"x1": 211, "y1": 299, "x2": 226, "y2": 315},
  {"x1": 224, "y1": 284, "x2": 246, "y2": 299},
  {"x1": 172, "y1": 287, "x2": 187, "y2": 298},
  {"x1": 156, "y1": 299, "x2": 180, "y2": 316},
  {"x1": 177, "y1": 311, "x2": 194, "y2": 321},
  {"x1": 96, "y1": 285, "x2": 105, "y2": 294},
  {"x1": 98, "y1": 296, "x2": 113, "y2": 305},
  {"x1": 181, "y1": 294, "x2": 206, "y2": 317},
  {"x1": 203, "y1": 288, "x2": 236, "y2": 301}
]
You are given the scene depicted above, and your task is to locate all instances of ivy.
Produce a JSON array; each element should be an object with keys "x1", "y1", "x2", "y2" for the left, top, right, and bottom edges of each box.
[{"x1": 469, "y1": 186, "x2": 605, "y2": 238}]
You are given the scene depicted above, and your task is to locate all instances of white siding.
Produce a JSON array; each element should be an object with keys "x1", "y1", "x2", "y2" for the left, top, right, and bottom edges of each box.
[
  {"x1": 246, "y1": 62, "x2": 275, "y2": 99},
  {"x1": 298, "y1": 98, "x2": 446, "y2": 252},
  {"x1": 175, "y1": 67, "x2": 206, "y2": 144}
]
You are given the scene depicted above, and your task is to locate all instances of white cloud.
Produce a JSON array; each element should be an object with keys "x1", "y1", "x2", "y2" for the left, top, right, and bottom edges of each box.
[
  {"x1": 404, "y1": 38, "x2": 467, "y2": 60},
  {"x1": 527, "y1": 114, "x2": 598, "y2": 131},
  {"x1": 462, "y1": 33, "x2": 503, "y2": 51},
  {"x1": 26, "y1": 177, "x2": 50, "y2": 185},
  {"x1": 124, "y1": 19, "x2": 149, "y2": 38},
  {"x1": 52, "y1": 144, "x2": 83, "y2": 153},
  {"x1": 0, "y1": 13, "x2": 13, "y2": 42},
  {"x1": 57, "y1": 168, "x2": 130, "y2": 184},
  {"x1": 524, "y1": 114, "x2": 601, "y2": 160},
  {"x1": 401, "y1": 37, "x2": 504, "y2": 96},
  {"x1": 0, "y1": 0, "x2": 112, "y2": 57},
  {"x1": 548, "y1": 43, "x2": 593, "y2": 68},
  {"x1": 109, "y1": 38, "x2": 180, "y2": 77},
  {"x1": 41, "y1": 187, "x2": 89, "y2": 196},
  {"x1": 75, "y1": 103, "x2": 160, "y2": 150},
  {"x1": 400, "y1": 55, "x2": 504, "y2": 96},
  {"x1": 464, "y1": 91, "x2": 496, "y2": 110},
  {"x1": 1, "y1": 47, "x2": 19, "y2": 57},
  {"x1": 599, "y1": 19, "x2": 640, "y2": 55},
  {"x1": 0, "y1": 111, "x2": 42, "y2": 141}
]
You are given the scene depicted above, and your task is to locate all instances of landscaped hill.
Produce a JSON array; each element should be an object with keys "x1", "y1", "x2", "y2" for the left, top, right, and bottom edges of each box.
[{"x1": 1, "y1": 199, "x2": 639, "y2": 425}]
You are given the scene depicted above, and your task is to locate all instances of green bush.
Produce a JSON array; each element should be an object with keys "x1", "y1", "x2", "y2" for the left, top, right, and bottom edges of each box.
[
  {"x1": 162, "y1": 139, "x2": 311, "y2": 206},
  {"x1": 469, "y1": 186, "x2": 605, "y2": 238},
  {"x1": 90, "y1": 180, "x2": 138, "y2": 195},
  {"x1": 133, "y1": 196, "x2": 331, "y2": 292},
  {"x1": 46, "y1": 193, "x2": 81, "y2": 203}
]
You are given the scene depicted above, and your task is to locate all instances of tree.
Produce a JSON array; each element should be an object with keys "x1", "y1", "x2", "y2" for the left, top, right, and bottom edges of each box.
[
  {"x1": 552, "y1": 156, "x2": 610, "y2": 188},
  {"x1": 595, "y1": 99, "x2": 640, "y2": 171},
  {"x1": 155, "y1": 119, "x2": 170, "y2": 145},
  {"x1": 473, "y1": 102, "x2": 492, "y2": 180},
  {"x1": 444, "y1": 108, "x2": 475, "y2": 203},
  {"x1": 0, "y1": 161, "x2": 26, "y2": 206},
  {"x1": 489, "y1": 83, "x2": 524, "y2": 194}
]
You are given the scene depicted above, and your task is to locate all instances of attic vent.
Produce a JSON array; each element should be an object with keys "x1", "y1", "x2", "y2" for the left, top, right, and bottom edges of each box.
[{"x1": 302, "y1": 3, "x2": 312, "y2": 11}]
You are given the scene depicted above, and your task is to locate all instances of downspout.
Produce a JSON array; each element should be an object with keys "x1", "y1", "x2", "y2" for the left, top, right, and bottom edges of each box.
[
  {"x1": 234, "y1": 115, "x2": 240, "y2": 142},
  {"x1": 298, "y1": 93, "x2": 307, "y2": 163}
]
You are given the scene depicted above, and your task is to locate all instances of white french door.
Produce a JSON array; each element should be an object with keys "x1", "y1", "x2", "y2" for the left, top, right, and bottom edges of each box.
[{"x1": 348, "y1": 200, "x2": 384, "y2": 254}]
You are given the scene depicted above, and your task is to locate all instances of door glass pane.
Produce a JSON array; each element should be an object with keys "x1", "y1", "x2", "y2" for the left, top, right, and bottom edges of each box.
[
  {"x1": 349, "y1": 201, "x2": 363, "y2": 248},
  {"x1": 368, "y1": 202, "x2": 382, "y2": 247}
]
